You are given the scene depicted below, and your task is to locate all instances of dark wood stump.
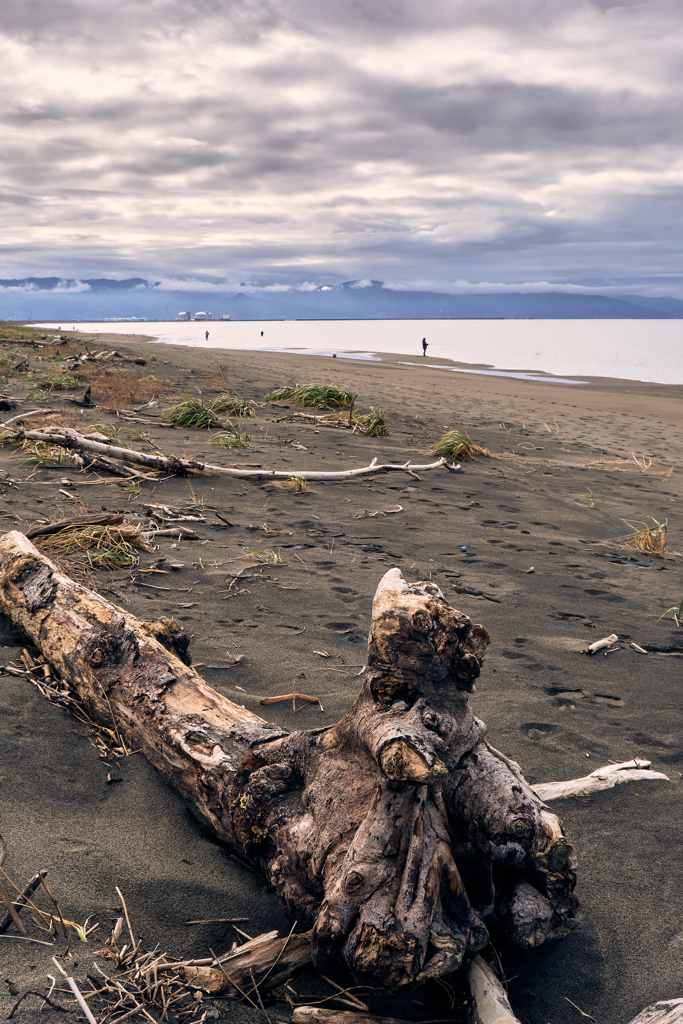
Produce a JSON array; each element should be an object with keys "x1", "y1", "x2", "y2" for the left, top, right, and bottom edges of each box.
[{"x1": 0, "y1": 532, "x2": 577, "y2": 989}]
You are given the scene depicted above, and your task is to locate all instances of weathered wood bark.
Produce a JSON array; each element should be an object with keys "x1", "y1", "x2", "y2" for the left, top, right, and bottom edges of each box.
[
  {"x1": 0, "y1": 532, "x2": 576, "y2": 989},
  {"x1": 625, "y1": 1000, "x2": 683, "y2": 1024}
]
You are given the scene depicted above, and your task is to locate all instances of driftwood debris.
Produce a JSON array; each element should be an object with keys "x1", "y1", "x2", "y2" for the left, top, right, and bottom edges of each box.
[
  {"x1": 13, "y1": 427, "x2": 453, "y2": 481},
  {"x1": 532, "y1": 759, "x2": 669, "y2": 802},
  {"x1": 584, "y1": 633, "x2": 618, "y2": 654},
  {"x1": 625, "y1": 1000, "x2": 683, "y2": 1024},
  {"x1": 0, "y1": 532, "x2": 576, "y2": 989}
]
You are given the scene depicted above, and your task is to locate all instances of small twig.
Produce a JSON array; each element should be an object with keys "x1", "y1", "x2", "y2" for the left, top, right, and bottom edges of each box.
[
  {"x1": 116, "y1": 886, "x2": 136, "y2": 948},
  {"x1": 40, "y1": 974, "x2": 56, "y2": 1011},
  {"x1": 8, "y1": 990, "x2": 66, "y2": 1018},
  {"x1": 52, "y1": 958, "x2": 98, "y2": 1024},
  {"x1": 0, "y1": 933, "x2": 55, "y2": 946},
  {"x1": 185, "y1": 917, "x2": 250, "y2": 925},
  {"x1": 250, "y1": 969, "x2": 273, "y2": 1024},
  {"x1": 0, "y1": 878, "x2": 27, "y2": 934},
  {"x1": 565, "y1": 996, "x2": 596, "y2": 1021},
  {"x1": 0, "y1": 869, "x2": 47, "y2": 934},
  {"x1": 260, "y1": 693, "x2": 321, "y2": 708}
]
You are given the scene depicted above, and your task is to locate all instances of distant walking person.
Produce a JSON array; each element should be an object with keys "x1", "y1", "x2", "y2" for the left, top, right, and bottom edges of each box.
[
  {"x1": 205, "y1": 330, "x2": 209, "y2": 340},
  {"x1": 422, "y1": 337, "x2": 428, "y2": 357}
]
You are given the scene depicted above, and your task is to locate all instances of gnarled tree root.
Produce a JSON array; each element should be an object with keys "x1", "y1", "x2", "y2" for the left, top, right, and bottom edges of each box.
[{"x1": 0, "y1": 532, "x2": 576, "y2": 989}]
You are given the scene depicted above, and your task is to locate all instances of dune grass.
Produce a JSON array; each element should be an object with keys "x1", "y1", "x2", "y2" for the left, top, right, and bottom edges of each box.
[
  {"x1": 354, "y1": 406, "x2": 388, "y2": 437},
  {"x1": 265, "y1": 382, "x2": 354, "y2": 409},
  {"x1": 210, "y1": 391, "x2": 256, "y2": 417},
  {"x1": 429, "y1": 429, "x2": 491, "y2": 460},
  {"x1": 211, "y1": 425, "x2": 252, "y2": 447},
  {"x1": 162, "y1": 397, "x2": 222, "y2": 429}
]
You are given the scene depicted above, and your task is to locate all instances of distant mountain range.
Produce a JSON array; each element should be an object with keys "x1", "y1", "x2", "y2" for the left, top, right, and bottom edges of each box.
[{"x1": 2, "y1": 277, "x2": 683, "y2": 320}]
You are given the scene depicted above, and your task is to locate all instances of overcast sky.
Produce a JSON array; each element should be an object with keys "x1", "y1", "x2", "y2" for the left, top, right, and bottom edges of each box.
[{"x1": 1, "y1": 0, "x2": 682, "y2": 294}]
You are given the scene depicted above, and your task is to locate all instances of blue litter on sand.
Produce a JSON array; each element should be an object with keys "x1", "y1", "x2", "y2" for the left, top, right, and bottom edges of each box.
[{"x1": 460, "y1": 545, "x2": 467, "y2": 552}]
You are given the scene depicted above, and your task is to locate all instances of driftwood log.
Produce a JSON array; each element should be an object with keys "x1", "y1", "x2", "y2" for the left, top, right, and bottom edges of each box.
[
  {"x1": 0, "y1": 531, "x2": 577, "y2": 989},
  {"x1": 12, "y1": 427, "x2": 453, "y2": 481}
]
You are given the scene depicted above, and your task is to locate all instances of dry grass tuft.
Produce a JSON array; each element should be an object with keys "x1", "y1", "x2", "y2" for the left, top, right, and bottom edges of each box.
[
  {"x1": 36, "y1": 522, "x2": 152, "y2": 569},
  {"x1": 429, "y1": 429, "x2": 492, "y2": 460},
  {"x1": 206, "y1": 364, "x2": 230, "y2": 390},
  {"x1": 626, "y1": 517, "x2": 668, "y2": 557},
  {"x1": 84, "y1": 368, "x2": 143, "y2": 411},
  {"x1": 286, "y1": 476, "x2": 309, "y2": 494}
]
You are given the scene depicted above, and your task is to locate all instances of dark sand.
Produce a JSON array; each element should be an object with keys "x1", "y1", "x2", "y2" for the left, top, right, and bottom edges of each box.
[{"x1": 1, "y1": 333, "x2": 682, "y2": 1023}]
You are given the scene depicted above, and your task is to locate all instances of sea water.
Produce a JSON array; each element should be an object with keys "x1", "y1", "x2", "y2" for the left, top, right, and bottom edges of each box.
[{"x1": 39, "y1": 319, "x2": 683, "y2": 386}]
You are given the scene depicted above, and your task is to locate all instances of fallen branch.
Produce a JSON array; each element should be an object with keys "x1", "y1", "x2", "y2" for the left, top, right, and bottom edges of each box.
[
  {"x1": 15, "y1": 427, "x2": 451, "y2": 480},
  {"x1": 0, "y1": 870, "x2": 47, "y2": 934},
  {"x1": 532, "y1": 759, "x2": 669, "y2": 801},
  {"x1": 0, "y1": 409, "x2": 60, "y2": 430}
]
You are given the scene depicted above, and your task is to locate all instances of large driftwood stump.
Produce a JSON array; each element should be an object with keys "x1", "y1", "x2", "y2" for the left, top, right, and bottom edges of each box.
[{"x1": 0, "y1": 532, "x2": 577, "y2": 988}]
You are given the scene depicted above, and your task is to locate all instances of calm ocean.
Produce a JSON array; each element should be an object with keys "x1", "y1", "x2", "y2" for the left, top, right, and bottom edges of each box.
[{"x1": 41, "y1": 319, "x2": 683, "y2": 386}]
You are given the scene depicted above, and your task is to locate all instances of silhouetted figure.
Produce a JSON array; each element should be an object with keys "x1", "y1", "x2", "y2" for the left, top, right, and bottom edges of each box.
[
  {"x1": 422, "y1": 338, "x2": 428, "y2": 356},
  {"x1": 205, "y1": 330, "x2": 209, "y2": 340},
  {"x1": 261, "y1": 331, "x2": 264, "y2": 336}
]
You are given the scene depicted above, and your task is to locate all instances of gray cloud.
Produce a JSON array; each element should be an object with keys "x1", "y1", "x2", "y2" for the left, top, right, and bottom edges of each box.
[{"x1": 0, "y1": 0, "x2": 682, "y2": 293}]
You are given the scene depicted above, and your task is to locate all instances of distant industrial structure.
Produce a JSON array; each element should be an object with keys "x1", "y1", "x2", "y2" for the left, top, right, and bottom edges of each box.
[{"x1": 176, "y1": 311, "x2": 229, "y2": 321}]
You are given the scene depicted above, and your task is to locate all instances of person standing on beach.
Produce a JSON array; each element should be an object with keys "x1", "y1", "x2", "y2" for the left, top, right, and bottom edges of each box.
[
  {"x1": 422, "y1": 338, "x2": 428, "y2": 356},
  {"x1": 205, "y1": 330, "x2": 209, "y2": 340}
]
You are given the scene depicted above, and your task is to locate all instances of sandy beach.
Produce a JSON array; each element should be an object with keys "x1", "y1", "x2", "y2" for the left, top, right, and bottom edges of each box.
[{"x1": 1, "y1": 331, "x2": 682, "y2": 1024}]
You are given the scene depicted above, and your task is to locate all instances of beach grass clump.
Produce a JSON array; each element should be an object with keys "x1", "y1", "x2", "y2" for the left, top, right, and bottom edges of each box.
[
  {"x1": 36, "y1": 522, "x2": 151, "y2": 568},
  {"x1": 429, "y1": 429, "x2": 491, "y2": 461},
  {"x1": 39, "y1": 370, "x2": 82, "y2": 390},
  {"x1": 210, "y1": 391, "x2": 256, "y2": 417},
  {"x1": 88, "y1": 422, "x2": 119, "y2": 438},
  {"x1": 627, "y1": 517, "x2": 667, "y2": 557},
  {"x1": 212, "y1": 425, "x2": 252, "y2": 447},
  {"x1": 16, "y1": 440, "x2": 70, "y2": 466},
  {"x1": 162, "y1": 397, "x2": 221, "y2": 429},
  {"x1": 286, "y1": 476, "x2": 309, "y2": 494},
  {"x1": 265, "y1": 384, "x2": 298, "y2": 402},
  {"x1": 354, "y1": 407, "x2": 388, "y2": 437},
  {"x1": 26, "y1": 388, "x2": 50, "y2": 403},
  {"x1": 265, "y1": 382, "x2": 354, "y2": 409}
]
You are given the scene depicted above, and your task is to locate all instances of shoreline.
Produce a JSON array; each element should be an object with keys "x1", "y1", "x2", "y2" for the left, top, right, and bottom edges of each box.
[
  {"x1": 28, "y1": 319, "x2": 683, "y2": 387},
  {"x1": 1, "y1": 331, "x2": 682, "y2": 1024}
]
